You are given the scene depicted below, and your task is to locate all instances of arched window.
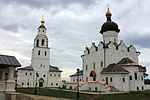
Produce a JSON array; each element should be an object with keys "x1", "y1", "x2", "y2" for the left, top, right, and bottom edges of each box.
[
  {"x1": 36, "y1": 39, "x2": 39, "y2": 47},
  {"x1": 38, "y1": 50, "x2": 40, "y2": 55},
  {"x1": 41, "y1": 39, "x2": 45, "y2": 46}
]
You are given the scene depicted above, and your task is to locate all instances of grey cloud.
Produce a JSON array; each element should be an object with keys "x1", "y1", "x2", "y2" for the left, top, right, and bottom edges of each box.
[
  {"x1": 2, "y1": 25, "x2": 18, "y2": 32},
  {"x1": 122, "y1": 32, "x2": 150, "y2": 48},
  {"x1": 0, "y1": 0, "x2": 95, "y2": 9}
]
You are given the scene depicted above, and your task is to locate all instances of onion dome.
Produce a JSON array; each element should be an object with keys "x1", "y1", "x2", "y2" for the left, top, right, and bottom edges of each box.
[{"x1": 100, "y1": 8, "x2": 120, "y2": 34}]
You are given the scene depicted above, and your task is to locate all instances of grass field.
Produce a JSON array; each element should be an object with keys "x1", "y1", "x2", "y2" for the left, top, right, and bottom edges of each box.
[{"x1": 16, "y1": 88, "x2": 150, "y2": 100}]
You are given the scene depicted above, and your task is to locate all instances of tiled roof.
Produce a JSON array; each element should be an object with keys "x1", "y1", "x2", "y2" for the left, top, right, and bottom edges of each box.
[
  {"x1": 101, "y1": 63, "x2": 129, "y2": 74},
  {"x1": 0, "y1": 54, "x2": 21, "y2": 67},
  {"x1": 117, "y1": 57, "x2": 134, "y2": 64},
  {"x1": 49, "y1": 65, "x2": 62, "y2": 72},
  {"x1": 17, "y1": 66, "x2": 33, "y2": 70},
  {"x1": 69, "y1": 70, "x2": 83, "y2": 77}
]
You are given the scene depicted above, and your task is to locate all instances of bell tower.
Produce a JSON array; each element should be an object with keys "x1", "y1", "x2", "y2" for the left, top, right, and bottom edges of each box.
[{"x1": 31, "y1": 17, "x2": 50, "y2": 72}]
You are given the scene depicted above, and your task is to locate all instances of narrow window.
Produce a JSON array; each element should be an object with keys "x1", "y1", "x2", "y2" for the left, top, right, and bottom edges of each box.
[
  {"x1": 45, "y1": 51, "x2": 47, "y2": 56},
  {"x1": 76, "y1": 79, "x2": 78, "y2": 82},
  {"x1": 101, "y1": 61, "x2": 103, "y2": 67},
  {"x1": 123, "y1": 78, "x2": 125, "y2": 82},
  {"x1": 141, "y1": 76, "x2": 143, "y2": 81},
  {"x1": 43, "y1": 30, "x2": 44, "y2": 32},
  {"x1": 38, "y1": 50, "x2": 40, "y2": 55},
  {"x1": 41, "y1": 39, "x2": 45, "y2": 46},
  {"x1": 86, "y1": 77, "x2": 88, "y2": 82},
  {"x1": 134, "y1": 73, "x2": 137, "y2": 80},
  {"x1": 43, "y1": 75, "x2": 45, "y2": 77},
  {"x1": 56, "y1": 83, "x2": 58, "y2": 86},
  {"x1": 54, "y1": 74, "x2": 56, "y2": 76},
  {"x1": 137, "y1": 86, "x2": 139, "y2": 90},
  {"x1": 73, "y1": 79, "x2": 75, "y2": 82},
  {"x1": 110, "y1": 77, "x2": 113, "y2": 82},
  {"x1": 50, "y1": 74, "x2": 52, "y2": 76},
  {"x1": 30, "y1": 73, "x2": 32, "y2": 76},
  {"x1": 89, "y1": 87, "x2": 91, "y2": 90},
  {"x1": 22, "y1": 82, "x2": 24, "y2": 85},
  {"x1": 130, "y1": 76, "x2": 132, "y2": 80},
  {"x1": 93, "y1": 63, "x2": 95, "y2": 69},
  {"x1": 58, "y1": 74, "x2": 60, "y2": 77},
  {"x1": 86, "y1": 65, "x2": 88, "y2": 70},
  {"x1": 25, "y1": 73, "x2": 27, "y2": 75},
  {"x1": 36, "y1": 39, "x2": 39, "y2": 47},
  {"x1": 95, "y1": 87, "x2": 97, "y2": 92},
  {"x1": 51, "y1": 83, "x2": 53, "y2": 86},
  {"x1": 106, "y1": 77, "x2": 108, "y2": 85}
]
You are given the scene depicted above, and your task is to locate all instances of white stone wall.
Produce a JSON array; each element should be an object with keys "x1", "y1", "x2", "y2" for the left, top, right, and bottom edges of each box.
[
  {"x1": 48, "y1": 72, "x2": 62, "y2": 87},
  {"x1": 82, "y1": 40, "x2": 139, "y2": 83},
  {"x1": 123, "y1": 66, "x2": 145, "y2": 91},
  {"x1": 101, "y1": 74, "x2": 129, "y2": 91},
  {"x1": 103, "y1": 31, "x2": 118, "y2": 44},
  {"x1": 17, "y1": 70, "x2": 34, "y2": 87},
  {"x1": 70, "y1": 75, "x2": 83, "y2": 82}
]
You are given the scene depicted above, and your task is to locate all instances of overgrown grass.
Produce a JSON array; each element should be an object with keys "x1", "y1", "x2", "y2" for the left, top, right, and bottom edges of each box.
[{"x1": 16, "y1": 88, "x2": 150, "y2": 100}]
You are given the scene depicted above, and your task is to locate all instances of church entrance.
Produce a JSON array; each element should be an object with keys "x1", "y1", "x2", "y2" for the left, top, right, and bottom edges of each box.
[
  {"x1": 38, "y1": 78, "x2": 44, "y2": 87},
  {"x1": 39, "y1": 82, "x2": 43, "y2": 87}
]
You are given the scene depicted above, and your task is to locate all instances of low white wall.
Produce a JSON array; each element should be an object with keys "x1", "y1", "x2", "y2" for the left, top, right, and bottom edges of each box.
[{"x1": 144, "y1": 85, "x2": 150, "y2": 90}]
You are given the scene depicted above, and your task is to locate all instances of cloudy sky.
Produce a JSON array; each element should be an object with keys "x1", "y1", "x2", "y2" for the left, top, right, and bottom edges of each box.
[{"x1": 0, "y1": 0, "x2": 150, "y2": 80}]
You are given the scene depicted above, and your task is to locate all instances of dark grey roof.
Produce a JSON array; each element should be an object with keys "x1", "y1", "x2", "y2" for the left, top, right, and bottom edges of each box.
[
  {"x1": 17, "y1": 66, "x2": 33, "y2": 70},
  {"x1": 117, "y1": 58, "x2": 134, "y2": 64},
  {"x1": 69, "y1": 70, "x2": 83, "y2": 77},
  {"x1": 49, "y1": 65, "x2": 62, "y2": 72},
  {"x1": 0, "y1": 54, "x2": 21, "y2": 67},
  {"x1": 38, "y1": 25, "x2": 46, "y2": 29},
  {"x1": 101, "y1": 63, "x2": 129, "y2": 74}
]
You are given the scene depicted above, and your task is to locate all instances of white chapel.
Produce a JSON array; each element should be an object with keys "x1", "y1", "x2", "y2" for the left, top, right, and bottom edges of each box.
[
  {"x1": 17, "y1": 18, "x2": 62, "y2": 88},
  {"x1": 66, "y1": 8, "x2": 146, "y2": 92}
]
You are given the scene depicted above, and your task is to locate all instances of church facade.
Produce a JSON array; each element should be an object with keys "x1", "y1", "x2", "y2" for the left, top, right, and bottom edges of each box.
[
  {"x1": 68, "y1": 8, "x2": 146, "y2": 92},
  {"x1": 17, "y1": 19, "x2": 62, "y2": 88}
]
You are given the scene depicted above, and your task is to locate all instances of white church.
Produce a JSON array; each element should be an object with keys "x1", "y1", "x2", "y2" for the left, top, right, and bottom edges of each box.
[
  {"x1": 66, "y1": 8, "x2": 146, "y2": 92},
  {"x1": 17, "y1": 19, "x2": 62, "y2": 88}
]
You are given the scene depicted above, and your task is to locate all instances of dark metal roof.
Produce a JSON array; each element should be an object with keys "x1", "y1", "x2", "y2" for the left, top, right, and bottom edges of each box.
[
  {"x1": 38, "y1": 25, "x2": 46, "y2": 29},
  {"x1": 49, "y1": 65, "x2": 62, "y2": 72},
  {"x1": 0, "y1": 54, "x2": 21, "y2": 67},
  {"x1": 69, "y1": 70, "x2": 83, "y2": 77},
  {"x1": 17, "y1": 66, "x2": 33, "y2": 70},
  {"x1": 101, "y1": 63, "x2": 129, "y2": 74},
  {"x1": 117, "y1": 58, "x2": 134, "y2": 64}
]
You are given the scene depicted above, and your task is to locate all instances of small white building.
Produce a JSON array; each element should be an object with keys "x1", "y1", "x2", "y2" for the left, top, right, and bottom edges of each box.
[
  {"x1": 0, "y1": 54, "x2": 21, "y2": 100},
  {"x1": 67, "y1": 8, "x2": 146, "y2": 92},
  {"x1": 17, "y1": 19, "x2": 62, "y2": 88}
]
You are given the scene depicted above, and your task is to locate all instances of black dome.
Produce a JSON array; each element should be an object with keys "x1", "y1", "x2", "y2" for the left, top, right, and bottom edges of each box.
[
  {"x1": 100, "y1": 21, "x2": 120, "y2": 34},
  {"x1": 100, "y1": 8, "x2": 120, "y2": 34}
]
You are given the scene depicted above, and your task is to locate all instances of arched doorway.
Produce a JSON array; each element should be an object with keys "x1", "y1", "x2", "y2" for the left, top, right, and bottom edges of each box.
[{"x1": 38, "y1": 78, "x2": 44, "y2": 87}]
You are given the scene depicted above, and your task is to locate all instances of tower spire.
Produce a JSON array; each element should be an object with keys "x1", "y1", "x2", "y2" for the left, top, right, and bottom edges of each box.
[
  {"x1": 105, "y1": 3, "x2": 112, "y2": 21},
  {"x1": 41, "y1": 15, "x2": 45, "y2": 25}
]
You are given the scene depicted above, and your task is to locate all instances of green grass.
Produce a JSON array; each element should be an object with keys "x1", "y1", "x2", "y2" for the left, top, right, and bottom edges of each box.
[{"x1": 16, "y1": 88, "x2": 150, "y2": 100}]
